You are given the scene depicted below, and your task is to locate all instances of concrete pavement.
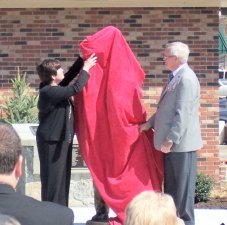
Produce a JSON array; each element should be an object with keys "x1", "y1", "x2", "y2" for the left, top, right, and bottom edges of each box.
[{"x1": 71, "y1": 207, "x2": 227, "y2": 225}]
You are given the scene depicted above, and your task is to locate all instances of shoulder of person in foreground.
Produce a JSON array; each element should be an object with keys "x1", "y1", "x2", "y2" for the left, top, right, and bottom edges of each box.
[
  {"x1": 41, "y1": 200, "x2": 74, "y2": 225},
  {"x1": 19, "y1": 194, "x2": 74, "y2": 225}
]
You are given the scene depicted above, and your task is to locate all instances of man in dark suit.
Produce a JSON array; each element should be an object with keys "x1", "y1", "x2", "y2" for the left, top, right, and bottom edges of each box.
[
  {"x1": 0, "y1": 122, "x2": 74, "y2": 225},
  {"x1": 140, "y1": 42, "x2": 203, "y2": 225}
]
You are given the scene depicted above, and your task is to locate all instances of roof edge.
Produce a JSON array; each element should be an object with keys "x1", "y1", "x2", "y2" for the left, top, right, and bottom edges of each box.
[{"x1": 0, "y1": 0, "x2": 222, "y2": 8}]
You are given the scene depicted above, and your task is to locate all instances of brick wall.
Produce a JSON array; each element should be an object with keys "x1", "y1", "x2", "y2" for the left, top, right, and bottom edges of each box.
[{"x1": 0, "y1": 7, "x2": 221, "y2": 182}]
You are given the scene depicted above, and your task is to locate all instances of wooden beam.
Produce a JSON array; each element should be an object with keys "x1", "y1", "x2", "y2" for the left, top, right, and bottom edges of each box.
[
  {"x1": 0, "y1": 0, "x2": 222, "y2": 8},
  {"x1": 221, "y1": 0, "x2": 227, "y2": 7}
]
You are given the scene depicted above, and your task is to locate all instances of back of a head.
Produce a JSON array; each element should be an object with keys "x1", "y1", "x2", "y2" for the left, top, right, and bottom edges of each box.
[
  {"x1": 125, "y1": 191, "x2": 178, "y2": 225},
  {"x1": 36, "y1": 59, "x2": 61, "y2": 84},
  {"x1": 0, "y1": 122, "x2": 22, "y2": 174},
  {"x1": 0, "y1": 214, "x2": 21, "y2": 225}
]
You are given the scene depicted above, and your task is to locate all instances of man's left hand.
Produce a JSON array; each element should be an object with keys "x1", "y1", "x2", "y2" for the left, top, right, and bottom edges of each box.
[{"x1": 160, "y1": 139, "x2": 173, "y2": 153}]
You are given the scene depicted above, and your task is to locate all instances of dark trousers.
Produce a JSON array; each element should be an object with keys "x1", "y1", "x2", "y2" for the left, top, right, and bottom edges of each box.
[
  {"x1": 37, "y1": 137, "x2": 72, "y2": 206},
  {"x1": 164, "y1": 151, "x2": 197, "y2": 225}
]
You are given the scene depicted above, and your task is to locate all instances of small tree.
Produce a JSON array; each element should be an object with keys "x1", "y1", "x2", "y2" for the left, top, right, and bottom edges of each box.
[{"x1": 0, "y1": 67, "x2": 38, "y2": 123}]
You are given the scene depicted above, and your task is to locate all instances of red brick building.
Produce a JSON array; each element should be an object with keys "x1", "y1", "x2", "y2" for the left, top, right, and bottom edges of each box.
[{"x1": 0, "y1": 0, "x2": 225, "y2": 188}]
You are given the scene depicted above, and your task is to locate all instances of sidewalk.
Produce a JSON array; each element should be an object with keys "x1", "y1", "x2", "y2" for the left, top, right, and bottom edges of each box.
[{"x1": 71, "y1": 207, "x2": 227, "y2": 225}]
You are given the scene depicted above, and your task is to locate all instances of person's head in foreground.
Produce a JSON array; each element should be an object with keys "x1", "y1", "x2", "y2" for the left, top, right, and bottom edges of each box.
[
  {"x1": 124, "y1": 191, "x2": 185, "y2": 225},
  {"x1": 0, "y1": 122, "x2": 23, "y2": 189},
  {"x1": 0, "y1": 214, "x2": 21, "y2": 225}
]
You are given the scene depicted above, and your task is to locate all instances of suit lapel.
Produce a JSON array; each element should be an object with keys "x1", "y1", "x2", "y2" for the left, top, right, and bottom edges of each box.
[{"x1": 158, "y1": 66, "x2": 186, "y2": 105}]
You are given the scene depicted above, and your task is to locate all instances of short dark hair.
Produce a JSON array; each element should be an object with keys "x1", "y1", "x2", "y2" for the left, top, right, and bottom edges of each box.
[
  {"x1": 36, "y1": 59, "x2": 61, "y2": 84},
  {"x1": 0, "y1": 122, "x2": 22, "y2": 174}
]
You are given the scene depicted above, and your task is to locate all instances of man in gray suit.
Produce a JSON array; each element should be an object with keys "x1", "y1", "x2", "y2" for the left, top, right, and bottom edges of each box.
[{"x1": 140, "y1": 42, "x2": 203, "y2": 225}]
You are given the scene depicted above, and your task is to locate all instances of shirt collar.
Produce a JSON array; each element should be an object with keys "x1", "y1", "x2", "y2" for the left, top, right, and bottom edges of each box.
[
  {"x1": 0, "y1": 183, "x2": 16, "y2": 193},
  {"x1": 172, "y1": 63, "x2": 187, "y2": 76}
]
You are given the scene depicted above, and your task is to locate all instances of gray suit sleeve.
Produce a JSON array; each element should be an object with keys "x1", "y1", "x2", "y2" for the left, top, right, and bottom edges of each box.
[
  {"x1": 148, "y1": 113, "x2": 156, "y2": 128},
  {"x1": 167, "y1": 75, "x2": 198, "y2": 144}
]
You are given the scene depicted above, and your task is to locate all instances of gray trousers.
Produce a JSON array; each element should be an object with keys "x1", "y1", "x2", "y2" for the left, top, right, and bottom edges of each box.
[{"x1": 164, "y1": 151, "x2": 197, "y2": 225}]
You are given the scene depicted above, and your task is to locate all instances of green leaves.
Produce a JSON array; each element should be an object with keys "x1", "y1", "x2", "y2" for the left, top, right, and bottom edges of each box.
[
  {"x1": 1, "y1": 67, "x2": 38, "y2": 123},
  {"x1": 195, "y1": 173, "x2": 215, "y2": 203}
]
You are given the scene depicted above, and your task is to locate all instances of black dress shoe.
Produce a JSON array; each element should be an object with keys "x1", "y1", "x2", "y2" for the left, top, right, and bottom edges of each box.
[{"x1": 91, "y1": 213, "x2": 109, "y2": 222}]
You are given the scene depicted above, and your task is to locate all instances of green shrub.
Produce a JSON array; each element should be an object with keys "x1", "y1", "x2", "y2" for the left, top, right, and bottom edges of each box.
[
  {"x1": 195, "y1": 173, "x2": 215, "y2": 203},
  {"x1": 0, "y1": 67, "x2": 38, "y2": 123}
]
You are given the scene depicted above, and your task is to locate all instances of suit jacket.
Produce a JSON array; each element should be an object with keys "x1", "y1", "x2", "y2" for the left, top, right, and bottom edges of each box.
[
  {"x1": 0, "y1": 184, "x2": 74, "y2": 225},
  {"x1": 149, "y1": 64, "x2": 203, "y2": 152},
  {"x1": 37, "y1": 57, "x2": 89, "y2": 141}
]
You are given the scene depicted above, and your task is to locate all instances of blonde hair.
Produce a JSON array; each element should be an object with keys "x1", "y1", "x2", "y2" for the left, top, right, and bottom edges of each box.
[
  {"x1": 0, "y1": 214, "x2": 21, "y2": 225},
  {"x1": 125, "y1": 191, "x2": 179, "y2": 225}
]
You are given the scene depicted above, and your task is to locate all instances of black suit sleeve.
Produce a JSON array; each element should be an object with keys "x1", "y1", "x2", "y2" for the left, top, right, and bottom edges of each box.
[
  {"x1": 60, "y1": 56, "x2": 84, "y2": 86},
  {"x1": 41, "y1": 70, "x2": 90, "y2": 104}
]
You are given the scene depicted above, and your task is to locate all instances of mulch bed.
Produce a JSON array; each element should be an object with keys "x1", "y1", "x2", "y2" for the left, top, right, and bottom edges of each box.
[{"x1": 194, "y1": 197, "x2": 227, "y2": 209}]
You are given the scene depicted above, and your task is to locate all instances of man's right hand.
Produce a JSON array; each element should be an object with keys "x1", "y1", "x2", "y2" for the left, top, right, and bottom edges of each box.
[{"x1": 139, "y1": 121, "x2": 151, "y2": 132}]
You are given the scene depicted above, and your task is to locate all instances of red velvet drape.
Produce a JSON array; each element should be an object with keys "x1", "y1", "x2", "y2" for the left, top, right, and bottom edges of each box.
[{"x1": 74, "y1": 26, "x2": 163, "y2": 225}]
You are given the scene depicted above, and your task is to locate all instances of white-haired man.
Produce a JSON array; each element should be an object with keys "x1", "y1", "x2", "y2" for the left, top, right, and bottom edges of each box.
[{"x1": 140, "y1": 42, "x2": 203, "y2": 225}]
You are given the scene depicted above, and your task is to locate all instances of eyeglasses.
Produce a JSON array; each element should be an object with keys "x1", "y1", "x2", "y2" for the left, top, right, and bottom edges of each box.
[{"x1": 163, "y1": 55, "x2": 175, "y2": 60}]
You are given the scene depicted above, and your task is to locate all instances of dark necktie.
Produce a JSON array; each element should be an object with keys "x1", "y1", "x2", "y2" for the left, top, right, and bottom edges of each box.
[{"x1": 168, "y1": 72, "x2": 174, "y2": 83}]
